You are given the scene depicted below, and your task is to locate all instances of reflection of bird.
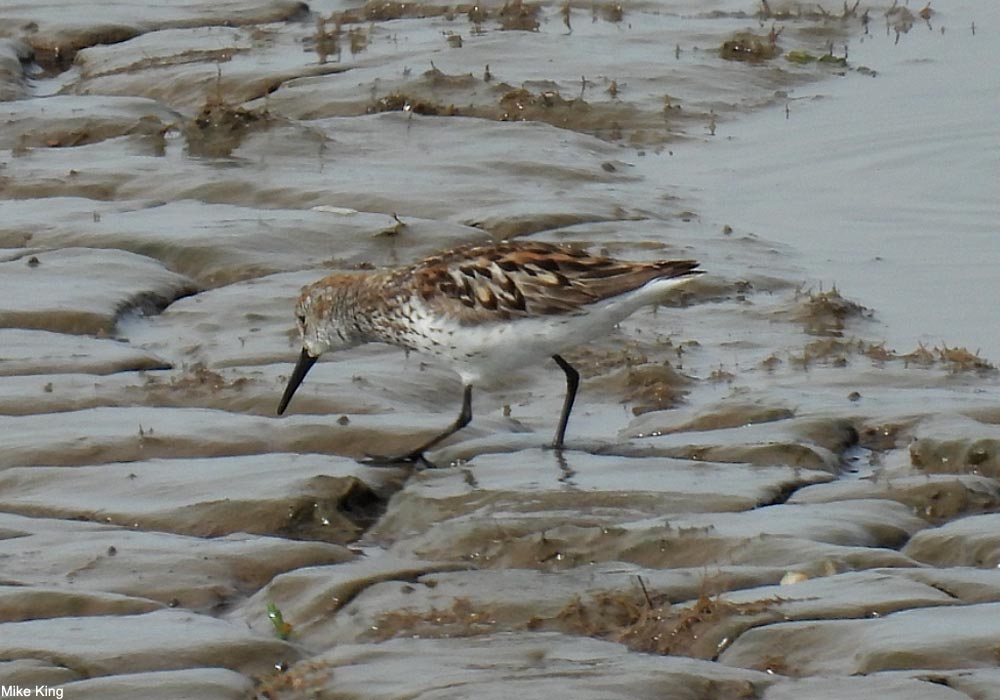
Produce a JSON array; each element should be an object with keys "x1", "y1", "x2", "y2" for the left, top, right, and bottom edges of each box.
[{"x1": 277, "y1": 240, "x2": 702, "y2": 464}]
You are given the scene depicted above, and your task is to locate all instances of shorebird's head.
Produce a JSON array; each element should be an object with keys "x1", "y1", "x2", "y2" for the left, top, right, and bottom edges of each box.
[{"x1": 277, "y1": 275, "x2": 360, "y2": 415}]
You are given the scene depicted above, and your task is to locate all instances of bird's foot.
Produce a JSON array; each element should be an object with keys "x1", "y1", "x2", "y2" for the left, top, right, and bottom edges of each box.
[{"x1": 360, "y1": 449, "x2": 440, "y2": 469}]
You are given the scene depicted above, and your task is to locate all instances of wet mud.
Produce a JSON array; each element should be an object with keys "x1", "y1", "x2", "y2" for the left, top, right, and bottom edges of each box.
[{"x1": 2, "y1": 1, "x2": 999, "y2": 699}]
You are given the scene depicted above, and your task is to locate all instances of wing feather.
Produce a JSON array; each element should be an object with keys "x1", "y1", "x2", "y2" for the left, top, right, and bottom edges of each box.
[{"x1": 402, "y1": 240, "x2": 700, "y2": 324}]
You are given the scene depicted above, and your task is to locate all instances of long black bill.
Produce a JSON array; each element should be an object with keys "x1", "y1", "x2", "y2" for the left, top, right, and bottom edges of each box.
[{"x1": 277, "y1": 349, "x2": 318, "y2": 415}]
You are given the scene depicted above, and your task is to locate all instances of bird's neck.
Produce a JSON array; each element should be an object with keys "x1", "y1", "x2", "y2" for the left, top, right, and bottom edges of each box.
[{"x1": 331, "y1": 271, "x2": 399, "y2": 344}]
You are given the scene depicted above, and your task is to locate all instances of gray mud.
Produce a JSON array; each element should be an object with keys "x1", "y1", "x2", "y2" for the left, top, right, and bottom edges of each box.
[{"x1": 2, "y1": 1, "x2": 1000, "y2": 699}]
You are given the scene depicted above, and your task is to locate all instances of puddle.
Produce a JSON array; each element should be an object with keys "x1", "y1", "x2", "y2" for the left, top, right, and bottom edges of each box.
[{"x1": 647, "y1": 0, "x2": 1000, "y2": 353}]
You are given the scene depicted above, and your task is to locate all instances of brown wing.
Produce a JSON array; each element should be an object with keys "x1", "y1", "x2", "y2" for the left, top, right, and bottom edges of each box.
[{"x1": 403, "y1": 240, "x2": 700, "y2": 324}]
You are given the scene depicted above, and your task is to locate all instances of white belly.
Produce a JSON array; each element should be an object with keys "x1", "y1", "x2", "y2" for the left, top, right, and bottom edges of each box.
[{"x1": 406, "y1": 275, "x2": 693, "y2": 384}]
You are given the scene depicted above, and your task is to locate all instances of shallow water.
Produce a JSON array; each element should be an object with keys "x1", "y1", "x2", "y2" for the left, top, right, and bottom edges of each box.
[
  {"x1": 2, "y1": 1, "x2": 1000, "y2": 699},
  {"x1": 655, "y1": 0, "x2": 1000, "y2": 353}
]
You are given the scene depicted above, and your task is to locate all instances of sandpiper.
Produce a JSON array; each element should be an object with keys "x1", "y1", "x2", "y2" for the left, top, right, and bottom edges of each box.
[{"x1": 277, "y1": 239, "x2": 702, "y2": 464}]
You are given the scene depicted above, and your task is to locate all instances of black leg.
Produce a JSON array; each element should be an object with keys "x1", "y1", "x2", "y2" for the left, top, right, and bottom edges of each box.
[
  {"x1": 363, "y1": 384, "x2": 473, "y2": 467},
  {"x1": 551, "y1": 354, "x2": 579, "y2": 449},
  {"x1": 408, "y1": 384, "x2": 474, "y2": 455}
]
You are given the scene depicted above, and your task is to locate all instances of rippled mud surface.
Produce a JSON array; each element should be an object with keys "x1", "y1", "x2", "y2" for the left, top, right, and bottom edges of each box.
[{"x1": 2, "y1": 1, "x2": 1000, "y2": 698}]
